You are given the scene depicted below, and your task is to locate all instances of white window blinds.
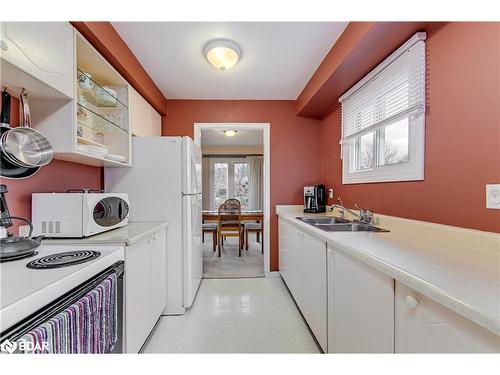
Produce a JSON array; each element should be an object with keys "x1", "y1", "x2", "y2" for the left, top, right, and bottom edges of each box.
[{"x1": 339, "y1": 33, "x2": 426, "y2": 143}]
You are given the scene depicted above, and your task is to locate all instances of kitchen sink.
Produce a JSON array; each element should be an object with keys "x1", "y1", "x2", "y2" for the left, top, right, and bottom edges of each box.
[
  {"x1": 296, "y1": 216, "x2": 350, "y2": 225},
  {"x1": 312, "y1": 222, "x2": 389, "y2": 232}
]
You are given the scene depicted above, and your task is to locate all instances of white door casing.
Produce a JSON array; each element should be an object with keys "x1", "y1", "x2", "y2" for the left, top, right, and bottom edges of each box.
[{"x1": 194, "y1": 123, "x2": 271, "y2": 274}]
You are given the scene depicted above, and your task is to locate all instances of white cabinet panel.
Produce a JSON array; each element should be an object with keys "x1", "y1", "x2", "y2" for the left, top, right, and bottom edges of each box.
[
  {"x1": 300, "y1": 231, "x2": 327, "y2": 351},
  {"x1": 150, "y1": 229, "x2": 167, "y2": 319},
  {"x1": 395, "y1": 282, "x2": 499, "y2": 353},
  {"x1": 129, "y1": 86, "x2": 150, "y2": 137},
  {"x1": 124, "y1": 236, "x2": 152, "y2": 354},
  {"x1": 279, "y1": 220, "x2": 300, "y2": 302},
  {"x1": 328, "y1": 247, "x2": 394, "y2": 353},
  {"x1": 129, "y1": 86, "x2": 161, "y2": 137},
  {"x1": 149, "y1": 107, "x2": 162, "y2": 136},
  {"x1": 0, "y1": 22, "x2": 74, "y2": 98},
  {"x1": 124, "y1": 228, "x2": 167, "y2": 353},
  {"x1": 278, "y1": 219, "x2": 327, "y2": 351}
]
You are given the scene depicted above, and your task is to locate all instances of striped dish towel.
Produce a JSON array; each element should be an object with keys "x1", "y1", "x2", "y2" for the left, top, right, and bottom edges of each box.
[{"x1": 19, "y1": 273, "x2": 118, "y2": 354}]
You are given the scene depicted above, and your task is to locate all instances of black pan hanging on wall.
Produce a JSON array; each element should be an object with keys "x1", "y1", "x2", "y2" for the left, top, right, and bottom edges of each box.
[{"x1": 0, "y1": 89, "x2": 41, "y2": 179}]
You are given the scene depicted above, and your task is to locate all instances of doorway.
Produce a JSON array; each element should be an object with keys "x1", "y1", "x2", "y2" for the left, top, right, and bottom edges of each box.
[{"x1": 194, "y1": 123, "x2": 270, "y2": 277}]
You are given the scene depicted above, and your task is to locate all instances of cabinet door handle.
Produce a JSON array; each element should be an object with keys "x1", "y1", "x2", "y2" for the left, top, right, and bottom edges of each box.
[
  {"x1": 0, "y1": 40, "x2": 8, "y2": 51},
  {"x1": 405, "y1": 295, "x2": 419, "y2": 309}
]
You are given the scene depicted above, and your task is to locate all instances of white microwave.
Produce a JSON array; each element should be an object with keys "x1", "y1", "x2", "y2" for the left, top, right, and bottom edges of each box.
[{"x1": 32, "y1": 192, "x2": 130, "y2": 238}]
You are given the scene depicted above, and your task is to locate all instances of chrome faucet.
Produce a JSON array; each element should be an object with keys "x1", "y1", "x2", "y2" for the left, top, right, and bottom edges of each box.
[
  {"x1": 355, "y1": 204, "x2": 375, "y2": 226},
  {"x1": 330, "y1": 197, "x2": 375, "y2": 226}
]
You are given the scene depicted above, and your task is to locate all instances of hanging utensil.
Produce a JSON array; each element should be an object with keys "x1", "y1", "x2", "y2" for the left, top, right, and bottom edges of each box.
[
  {"x1": 0, "y1": 89, "x2": 54, "y2": 168},
  {"x1": 0, "y1": 125, "x2": 40, "y2": 179},
  {"x1": 1, "y1": 89, "x2": 11, "y2": 127}
]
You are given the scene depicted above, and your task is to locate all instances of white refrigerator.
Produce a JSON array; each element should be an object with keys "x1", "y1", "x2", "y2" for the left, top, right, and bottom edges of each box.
[{"x1": 105, "y1": 136, "x2": 203, "y2": 315}]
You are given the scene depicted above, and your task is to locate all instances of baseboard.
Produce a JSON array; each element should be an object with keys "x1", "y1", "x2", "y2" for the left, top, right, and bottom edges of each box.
[{"x1": 265, "y1": 271, "x2": 281, "y2": 278}]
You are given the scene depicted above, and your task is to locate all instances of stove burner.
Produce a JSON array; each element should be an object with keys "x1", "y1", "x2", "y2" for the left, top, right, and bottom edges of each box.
[
  {"x1": 26, "y1": 250, "x2": 101, "y2": 269},
  {"x1": 0, "y1": 251, "x2": 38, "y2": 263}
]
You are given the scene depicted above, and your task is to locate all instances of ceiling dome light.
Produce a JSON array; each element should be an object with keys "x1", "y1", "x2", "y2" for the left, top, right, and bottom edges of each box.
[
  {"x1": 204, "y1": 39, "x2": 241, "y2": 71},
  {"x1": 224, "y1": 130, "x2": 237, "y2": 137}
]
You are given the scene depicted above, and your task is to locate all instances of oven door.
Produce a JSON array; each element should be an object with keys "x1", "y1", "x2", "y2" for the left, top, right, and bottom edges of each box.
[{"x1": 83, "y1": 194, "x2": 130, "y2": 236}]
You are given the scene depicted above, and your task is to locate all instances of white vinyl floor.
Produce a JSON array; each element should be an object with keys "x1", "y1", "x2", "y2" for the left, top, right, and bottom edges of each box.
[{"x1": 141, "y1": 277, "x2": 320, "y2": 353}]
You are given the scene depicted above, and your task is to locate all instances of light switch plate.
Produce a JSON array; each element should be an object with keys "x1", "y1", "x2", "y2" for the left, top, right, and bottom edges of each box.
[
  {"x1": 486, "y1": 184, "x2": 500, "y2": 209},
  {"x1": 328, "y1": 188, "x2": 334, "y2": 199}
]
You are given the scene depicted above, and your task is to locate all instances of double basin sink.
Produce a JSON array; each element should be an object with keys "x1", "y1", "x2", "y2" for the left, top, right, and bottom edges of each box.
[{"x1": 296, "y1": 216, "x2": 389, "y2": 232}]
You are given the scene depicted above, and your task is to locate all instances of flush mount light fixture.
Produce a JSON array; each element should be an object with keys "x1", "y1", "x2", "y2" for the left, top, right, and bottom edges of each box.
[
  {"x1": 224, "y1": 130, "x2": 237, "y2": 137},
  {"x1": 204, "y1": 39, "x2": 241, "y2": 71}
]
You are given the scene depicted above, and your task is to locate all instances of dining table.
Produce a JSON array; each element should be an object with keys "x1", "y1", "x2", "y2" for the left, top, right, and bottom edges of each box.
[
  {"x1": 202, "y1": 209, "x2": 263, "y2": 222},
  {"x1": 202, "y1": 209, "x2": 264, "y2": 246}
]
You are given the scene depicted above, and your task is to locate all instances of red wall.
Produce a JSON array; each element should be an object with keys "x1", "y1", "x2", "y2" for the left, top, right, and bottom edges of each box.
[
  {"x1": 0, "y1": 97, "x2": 102, "y2": 230},
  {"x1": 162, "y1": 100, "x2": 323, "y2": 271},
  {"x1": 321, "y1": 22, "x2": 500, "y2": 233}
]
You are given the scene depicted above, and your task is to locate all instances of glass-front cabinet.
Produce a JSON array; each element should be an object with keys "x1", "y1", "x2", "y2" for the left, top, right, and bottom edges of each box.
[
  {"x1": 73, "y1": 32, "x2": 131, "y2": 166},
  {"x1": 29, "y1": 28, "x2": 132, "y2": 167}
]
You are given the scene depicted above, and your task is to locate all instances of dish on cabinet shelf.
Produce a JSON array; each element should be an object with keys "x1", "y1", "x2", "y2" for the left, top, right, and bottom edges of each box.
[
  {"x1": 106, "y1": 154, "x2": 126, "y2": 163},
  {"x1": 95, "y1": 86, "x2": 118, "y2": 107},
  {"x1": 77, "y1": 136, "x2": 107, "y2": 148},
  {"x1": 76, "y1": 103, "x2": 127, "y2": 134},
  {"x1": 77, "y1": 69, "x2": 127, "y2": 108}
]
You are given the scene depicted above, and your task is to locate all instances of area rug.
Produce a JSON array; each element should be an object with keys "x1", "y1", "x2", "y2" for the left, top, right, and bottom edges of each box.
[{"x1": 203, "y1": 233, "x2": 265, "y2": 278}]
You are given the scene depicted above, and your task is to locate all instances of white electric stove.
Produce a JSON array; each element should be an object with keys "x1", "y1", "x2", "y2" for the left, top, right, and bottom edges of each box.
[{"x1": 0, "y1": 244, "x2": 124, "y2": 332}]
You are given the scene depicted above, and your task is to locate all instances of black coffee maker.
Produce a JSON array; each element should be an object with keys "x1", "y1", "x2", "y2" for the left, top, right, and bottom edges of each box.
[{"x1": 303, "y1": 184, "x2": 326, "y2": 213}]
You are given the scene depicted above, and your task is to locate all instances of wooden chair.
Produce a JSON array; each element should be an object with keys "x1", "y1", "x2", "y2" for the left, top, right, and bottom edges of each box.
[
  {"x1": 245, "y1": 221, "x2": 263, "y2": 254},
  {"x1": 202, "y1": 222, "x2": 218, "y2": 252},
  {"x1": 217, "y1": 199, "x2": 244, "y2": 257}
]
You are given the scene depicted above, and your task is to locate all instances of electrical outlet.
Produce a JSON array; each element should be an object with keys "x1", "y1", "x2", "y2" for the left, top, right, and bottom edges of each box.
[
  {"x1": 328, "y1": 188, "x2": 334, "y2": 199},
  {"x1": 486, "y1": 184, "x2": 500, "y2": 209},
  {"x1": 19, "y1": 224, "x2": 31, "y2": 237}
]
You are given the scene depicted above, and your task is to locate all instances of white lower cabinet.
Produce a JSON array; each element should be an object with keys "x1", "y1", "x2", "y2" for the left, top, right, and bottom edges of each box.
[
  {"x1": 300, "y1": 231, "x2": 327, "y2": 351},
  {"x1": 328, "y1": 246, "x2": 394, "y2": 353},
  {"x1": 150, "y1": 229, "x2": 167, "y2": 319},
  {"x1": 395, "y1": 282, "x2": 499, "y2": 353},
  {"x1": 279, "y1": 220, "x2": 327, "y2": 351},
  {"x1": 125, "y1": 228, "x2": 167, "y2": 353},
  {"x1": 279, "y1": 217, "x2": 499, "y2": 354}
]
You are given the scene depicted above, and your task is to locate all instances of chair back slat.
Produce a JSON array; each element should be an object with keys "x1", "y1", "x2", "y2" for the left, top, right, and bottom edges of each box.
[{"x1": 218, "y1": 199, "x2": 242, "y2": 231}]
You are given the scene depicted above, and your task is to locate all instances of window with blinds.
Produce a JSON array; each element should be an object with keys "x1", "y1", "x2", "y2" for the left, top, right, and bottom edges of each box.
[{"x1": 339, "y1": 33, "x2": 427, "y2": 184}]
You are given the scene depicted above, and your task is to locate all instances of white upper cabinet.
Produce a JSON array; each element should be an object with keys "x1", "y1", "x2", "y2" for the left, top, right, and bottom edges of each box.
[
  {"x1": 328, "y1": 247, "x2": 394, "y2": 353},
  {"x1": 0, "y1": 22, "x2": 74, "y2": 98},
  {"x1": 149, "y1": 107, "x2": 162, "y2": 136},
  {"x1": 395, "y1": 282, "x2": 499, "y2": 353},
  {"x1": 129, "y1": 86, "x2": 150, "y2": 137},
  {"x1": 129, "y1": 86, "x2": 162, "y2": 137}
]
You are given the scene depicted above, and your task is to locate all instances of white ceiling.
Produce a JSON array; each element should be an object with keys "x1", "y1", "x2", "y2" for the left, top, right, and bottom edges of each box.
[
  {"x1": 201, "y1": 130, "x2": 263, "y2": 146},
  {"x1": 112, "y1": 22, "x2": 348, "y2": 100}
]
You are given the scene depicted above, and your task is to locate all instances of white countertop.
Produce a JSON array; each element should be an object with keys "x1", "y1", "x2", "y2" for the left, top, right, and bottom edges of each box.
[
  {"x1": 42, "y1": 222, "x2": 168, "y2": 246},
  {"x1": 276, "y1": 206, "x2": 500, "y2": 336}
]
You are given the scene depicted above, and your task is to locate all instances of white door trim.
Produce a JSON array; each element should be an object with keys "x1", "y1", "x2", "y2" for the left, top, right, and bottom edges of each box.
[{"x1": 194, "y1": 123, "x2": 271, "y2": 274}]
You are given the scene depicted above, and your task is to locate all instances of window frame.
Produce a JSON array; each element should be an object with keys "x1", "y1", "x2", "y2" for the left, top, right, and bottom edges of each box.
[
  {"x1": 343, "y1": 112, "x2": 425, "y2": 184},
  {"x1": 209, "y1": 157, "x2": 249, "y2": 209}
]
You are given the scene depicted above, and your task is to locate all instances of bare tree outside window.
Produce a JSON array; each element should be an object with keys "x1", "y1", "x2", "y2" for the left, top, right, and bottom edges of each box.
[
  {"x1": 214, "y1": 163, "x2": 228, "y2": 208},
  {"x1": 234, "y1": 162, "x2": 249, "y2": 208},
  {"x1": 355, "y1": 118, "x2": 409, "y2": 171}
]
